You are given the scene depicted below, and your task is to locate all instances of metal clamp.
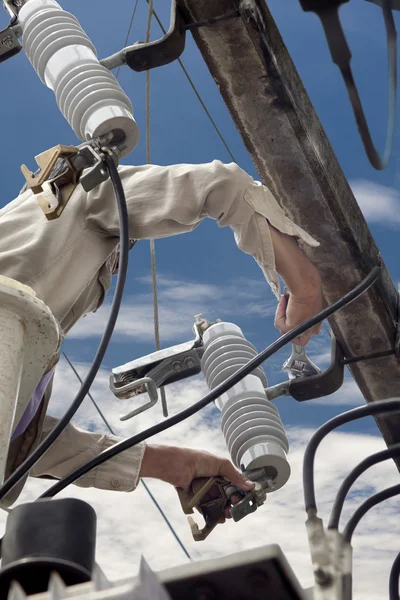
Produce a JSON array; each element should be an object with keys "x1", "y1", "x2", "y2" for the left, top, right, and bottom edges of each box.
[
  {"x1": 100, "y1": 1, "x2": 186, "y2": 73},
  {"x1": 177, "y1": 468, "x2": 272, "y2": 541},
  {"x1": 110, "y1": 324, "x2": 204, "y2": 397},
  {"x1": 109, "y1": 377, "x2": 159, "y2": 421},
  {"x1": 0, "y1": 17, "x2": 21, "y2": 64},
  {"x1": 20, "y1": 140, "x2": 119, "y2": 220},
  {"x1": 21, "y1": 145, "x2": 80, "y2": 220}
]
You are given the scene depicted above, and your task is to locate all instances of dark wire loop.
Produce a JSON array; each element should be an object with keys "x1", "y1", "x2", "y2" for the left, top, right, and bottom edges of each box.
[
  {"x1": 0, "y1": 157, "x2": 130, "y2": 503},
  {"x1": 328, "y1": 443, "x2": 400, "y2": 530},
  {"x1": 318, "y1": 0, "x2": 397, "y2": 170},
  {"x1": 389, "y1": 551, "x2": 400, "y2": 600},
  {"x1": 343, "y1": 482, "x2": 400, "y2": 543},
  {"x1": 303, "y1": 398, "x2": 400, "y2": 515},
  {"x1": 39, "y1": 264, "x2": 382, "y2": 499}
]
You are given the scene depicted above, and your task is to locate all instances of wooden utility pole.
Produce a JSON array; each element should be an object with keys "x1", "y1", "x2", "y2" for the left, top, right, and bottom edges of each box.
[{"x1": 177, "y1": 0, "x2": 400, "y2": 462}]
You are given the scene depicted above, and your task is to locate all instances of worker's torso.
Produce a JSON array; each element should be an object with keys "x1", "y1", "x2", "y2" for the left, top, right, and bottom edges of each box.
[
  {"x1": 0, "y1": 186, "x2": 118, "y2": 333},
  {"x1": 0, "y1": 185, "x2": 118, "y2": 506}
]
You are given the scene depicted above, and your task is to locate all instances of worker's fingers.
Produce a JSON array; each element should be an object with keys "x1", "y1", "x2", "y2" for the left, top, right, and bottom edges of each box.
[
  {"x1": 274, "y1": 295, "x2": 288, "y2": 332},
  {"x1": 295, "y1": 331, "x2": 313, "y2": 346},
  {"x1": 217, "y1": 459, "x2": 254, "y2": 492},
  {"x1": 224, "y1": 493, "x2": 243, "y2": 519}
]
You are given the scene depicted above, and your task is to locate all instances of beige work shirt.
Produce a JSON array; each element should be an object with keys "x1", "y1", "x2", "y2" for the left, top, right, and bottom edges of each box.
[{"x1": 0, "y1": 160, "x2": 318, "y2": 506}]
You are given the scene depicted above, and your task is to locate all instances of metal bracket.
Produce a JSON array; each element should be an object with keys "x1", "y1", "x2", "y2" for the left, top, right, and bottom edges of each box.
[
  {"x1": 3, "y1": 0, "x2": 28, "y2": 18},
  {"x1": 0, "y1": 20, "x2": 21, "y2": 64},
  {"x1": 21, "y1": 145, "x2": 81, "y2": 220},
  {"x1": 110, "y1": 324, "x2": 204, "y2": 399},
  {"x1": 20, "y1": 141, "x2": 118, "y2": 220},
  {"x1": 365, "y1": 0, "x2": 400, "y2": 10},
  {"x1": 110, "y1": 345, "x2": 203, "y2": 405},
  {"x1": 177, "y1": 476, "x2": 230, "y2": 541},
  {"x1": 100, "y1": 1, "x2": 186, "y2": 73},
  {"x1": 177, "y1": 468, "x2": 271, "y2": 541},
  {"x1": 109, "y1": 377, "x2": 159, "y2": 421}
]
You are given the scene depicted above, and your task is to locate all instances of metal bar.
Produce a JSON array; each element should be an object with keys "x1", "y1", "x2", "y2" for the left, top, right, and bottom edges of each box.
[
  {"x1": 342, "y1": 349, "x2": 396, "y2": 365},
  {"x1": 177, "y1": 0, "x2": 400, "y2": 467}
]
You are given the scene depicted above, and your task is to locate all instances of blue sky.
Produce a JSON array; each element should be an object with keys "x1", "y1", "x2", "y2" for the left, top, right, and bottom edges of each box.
[{"x1": 1, "y1": 0, "x2": 400, "y2": 595}]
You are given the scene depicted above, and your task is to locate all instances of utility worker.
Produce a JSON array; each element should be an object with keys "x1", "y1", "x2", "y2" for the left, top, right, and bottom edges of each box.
[{"x1": 0, "y1": 160, "x2": 323, "y2": 508}]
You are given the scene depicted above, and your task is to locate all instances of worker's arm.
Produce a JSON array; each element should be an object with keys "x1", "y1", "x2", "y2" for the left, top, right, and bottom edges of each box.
[
  {"x1": 31, "y1": 416, "x2": 253, "y2": 496},
  {"x1": 86, "y1": 161, "x2": 321, "y2": 308},
  {"x1": 269, "y1": 225, "x2": 324, "y2": 346}
]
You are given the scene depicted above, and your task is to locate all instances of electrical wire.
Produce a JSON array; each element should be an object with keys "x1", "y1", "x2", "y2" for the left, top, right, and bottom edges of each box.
[
  {"x1": 313, "y1": 0, "x2": 397, "y2": 170},
  {"x1": 0, "y1": 156, "x2": 130, "y2": 503},
  {"x1": 389, "y1": 551, "x2": 400, "y2": 600},
  {"x1": 303, "y1": 398, "x2": 400, "y2": 515},
  {"x1": 343, "y1": 483, "x2": 400, "y2": 543},
  {"x1": 39, "y1": 264, "x2": 382, "y2": 498},
  {"x1": 62, "y1": 352, "x2": 191, "y2": 562},
  {"x1": 145, "y1": 0, "x2": 168, "y2": 417},
  {"x1": 115, "y1": 0, "x2": 140, "y2": 80},
  {"x1": 145, "y1": 0, "x2": 237, "y2": 164},
  {"x1": 328, "y1": 443, "x2": 400, "y2": 530}
]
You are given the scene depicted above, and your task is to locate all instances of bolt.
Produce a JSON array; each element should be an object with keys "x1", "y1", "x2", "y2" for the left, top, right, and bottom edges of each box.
[
  {"x1": 314, "y1": 567, "x2": 332, "y2": 587},
  {"x1": 172, "y1": 361, "x2": 182, "y2": 372},
  {"x1": 184, "y1": 357, "x2": 195, "y2": 368},
  {"x1": 2, "y1": 36, "x2": 14, "y2": 48}
]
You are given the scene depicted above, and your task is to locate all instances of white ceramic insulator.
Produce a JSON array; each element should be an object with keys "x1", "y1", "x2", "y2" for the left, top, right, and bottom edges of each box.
[
  {"x1": 0, "y1": 277, "x2": 60, "y2": 488},
  {"x1": 18, "y1": 0, "x2": 139, "y2": 157},
  {"x1": 202, "y1": 322, "x2": 290, "y2": 491}
]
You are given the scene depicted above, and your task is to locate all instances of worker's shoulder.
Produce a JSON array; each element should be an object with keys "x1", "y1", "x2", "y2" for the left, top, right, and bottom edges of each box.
[{"x1": 0, "y1": 189, "x2": 33, "y2": 218}]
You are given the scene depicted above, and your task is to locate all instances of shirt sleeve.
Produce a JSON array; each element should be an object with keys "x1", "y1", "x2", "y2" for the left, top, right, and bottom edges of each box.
[
  {"x1": 30, "y1": 415, "x2": 146, "y2": 492},
  {"x1": 84, "y1": 161, "x2": 319, "y2": 298}
]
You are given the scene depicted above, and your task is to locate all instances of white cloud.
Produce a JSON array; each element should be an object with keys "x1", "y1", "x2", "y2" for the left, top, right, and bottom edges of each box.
[
  {"x1": 67, "y1": 276, "x2": 276, "y2": 342},
  {"x1": 351, "y1": 179, "x2": 400, "y2": 225},
  {"x1": 1, "y1": 360, "x2": 399, "y2": 600}
]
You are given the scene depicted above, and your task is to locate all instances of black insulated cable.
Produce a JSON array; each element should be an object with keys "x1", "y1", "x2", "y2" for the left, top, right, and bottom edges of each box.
[
  {"x1": 39, "y1": 264, "x2": 382, "y2": 498},
  {"x1": 299, "y1": 0, "x2": 397, "y2": 170},
  {"x1": 343, "y1": 483, "x2": 400, "y2": 543},
  {"x1": 328, "y1": 443, "x2": 400, "y2": 530},
  {"x1": 303, "y1": 399, "x2": 400, "y2": 515},
  {"x1": 389, "y1": 551, "x2": 400, "y2": 600},
  {"x1": 0, "y1": 156, "x2": 130, "y2": 503}
]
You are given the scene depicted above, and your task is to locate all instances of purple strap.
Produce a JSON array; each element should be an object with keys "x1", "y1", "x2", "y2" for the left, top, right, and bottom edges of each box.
[{"x1": 11, "y1": 367, "x2": 56, "y2": 440}]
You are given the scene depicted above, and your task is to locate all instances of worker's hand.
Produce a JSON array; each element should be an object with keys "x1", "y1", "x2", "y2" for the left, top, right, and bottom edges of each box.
[
  {"x1": 274, "y1": 286, "x2": 324, "y2": 346},
  {"x1": 139, "y1": 445, "x2": 254, "y2": 519}
]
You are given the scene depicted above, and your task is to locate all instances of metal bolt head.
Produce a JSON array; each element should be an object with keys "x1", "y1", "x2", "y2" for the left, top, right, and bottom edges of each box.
[
  {"x1": 2, "y1": 36, "x2": 14, "y2": 48},
  {"x1": 184, "y1": 357, "x2": 195, "y2": 368},
  {"x1": 314, "y1": 567, "x2": 332, "y2": 587},
  {"x1": 172, "y1": 361, "x2": 182, "y2": 372}
]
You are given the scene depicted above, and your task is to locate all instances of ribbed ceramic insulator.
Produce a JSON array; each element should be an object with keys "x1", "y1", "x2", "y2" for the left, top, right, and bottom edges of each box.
[
  {"x1": 201, "y1": 322, "x2": 290, "y2": 491},
  {"x1": 19, "y1": 0, "x2": 139, "y2": 157}
]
